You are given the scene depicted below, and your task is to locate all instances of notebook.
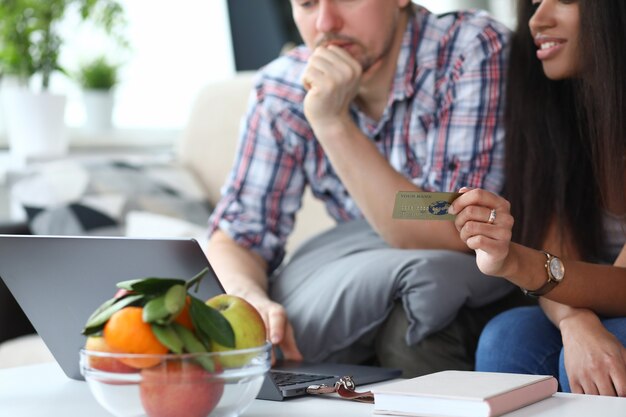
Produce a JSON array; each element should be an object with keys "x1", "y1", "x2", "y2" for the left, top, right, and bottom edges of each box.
[
  {"x1": 372, "y1": 370, "x2": 558, "y2": 417},
  {"x1": 0, "y1": 234, "x2": 400, "y2": 400}
]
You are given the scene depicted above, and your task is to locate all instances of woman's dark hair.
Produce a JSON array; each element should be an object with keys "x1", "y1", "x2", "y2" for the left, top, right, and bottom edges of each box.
[{"x1": 504, "y1": 0, "x2": 626, "y2": 260}]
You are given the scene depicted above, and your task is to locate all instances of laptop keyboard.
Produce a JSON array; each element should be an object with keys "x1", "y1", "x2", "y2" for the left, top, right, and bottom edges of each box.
[{"x1": 270, "y1": 370, "x2": 334, "y2": 387}]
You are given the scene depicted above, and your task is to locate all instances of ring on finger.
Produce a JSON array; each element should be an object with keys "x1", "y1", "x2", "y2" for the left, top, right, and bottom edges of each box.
[{"x1": 487, "y1": 209, "x2": 496, "y2": 225}]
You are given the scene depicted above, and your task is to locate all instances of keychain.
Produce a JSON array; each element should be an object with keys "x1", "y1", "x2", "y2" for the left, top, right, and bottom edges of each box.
[{"x1": 306, "y1": 376, "x2": 375, "y2": 403}]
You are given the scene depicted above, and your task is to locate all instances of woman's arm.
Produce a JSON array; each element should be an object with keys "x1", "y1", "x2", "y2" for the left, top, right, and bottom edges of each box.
[{"x1": 502, "y1": 244, "x2": 626, "y2": 316}]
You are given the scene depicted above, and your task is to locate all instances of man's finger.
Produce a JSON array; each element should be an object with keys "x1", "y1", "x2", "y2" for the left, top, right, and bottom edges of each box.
[
  {"x1": 280, "y1": 323, "x2": 303, "y2": 361},
  {"x1": 267, "y1": 306, "x2": 286, "y2": 345}
]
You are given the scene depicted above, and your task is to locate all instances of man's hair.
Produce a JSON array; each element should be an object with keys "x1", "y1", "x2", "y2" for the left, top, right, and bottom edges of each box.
[{"x1": 504, "y1": 0, "x2": 626, "y2": 259}]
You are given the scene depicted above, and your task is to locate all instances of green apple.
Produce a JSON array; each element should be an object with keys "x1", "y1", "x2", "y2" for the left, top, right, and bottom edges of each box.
[{"x1": 205, "y1": 294, "x2": 266, "y2": 367}]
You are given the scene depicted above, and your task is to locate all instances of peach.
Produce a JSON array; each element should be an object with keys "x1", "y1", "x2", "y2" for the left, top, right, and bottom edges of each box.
[{"x1": 84, "y1": 336, "x2": 136, "y2": 374}]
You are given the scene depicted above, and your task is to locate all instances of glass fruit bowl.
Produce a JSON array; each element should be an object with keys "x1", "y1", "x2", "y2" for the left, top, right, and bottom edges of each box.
[{"x1": 80, "y1": 342, "x2": 271, "y2": 417}]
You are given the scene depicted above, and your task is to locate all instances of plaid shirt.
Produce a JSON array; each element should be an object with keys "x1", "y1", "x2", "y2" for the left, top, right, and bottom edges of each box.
[{"x1": 210, "y1": 7, "x2": 510, "y2": 271}]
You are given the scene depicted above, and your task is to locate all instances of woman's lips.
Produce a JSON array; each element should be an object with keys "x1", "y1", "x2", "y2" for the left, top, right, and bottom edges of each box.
[{"x1": 535, "y1": 38, "x2": 567, "y2": 60}]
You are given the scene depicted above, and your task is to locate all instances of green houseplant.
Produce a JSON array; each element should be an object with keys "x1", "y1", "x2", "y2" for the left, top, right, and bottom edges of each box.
[
  {"x1": 0, "y1": 0, "x2": 126, "y2": 159},
  {"x1": 0, "y1": 0, "x2": 126, "y2": 90},
  {"x1": 77, "y1": 56, "x2": 119, "y2": 91},
  {"x1": 77, "y1": 56, "x2": 120, "y2": 130}
]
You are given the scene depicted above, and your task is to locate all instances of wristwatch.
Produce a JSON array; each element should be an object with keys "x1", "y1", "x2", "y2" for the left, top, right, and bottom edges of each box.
[{"x1": 521, "y1": 251, "x2": 565, "y2": 297}]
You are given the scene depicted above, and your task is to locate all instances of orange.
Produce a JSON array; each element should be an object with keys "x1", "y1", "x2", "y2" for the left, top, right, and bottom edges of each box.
[
  {"x1": 174, "y1": 296, "x2": 194, "y2": 330},
  {"x1": 104, "y1": 306, "x2": 168, "y2": 368}
]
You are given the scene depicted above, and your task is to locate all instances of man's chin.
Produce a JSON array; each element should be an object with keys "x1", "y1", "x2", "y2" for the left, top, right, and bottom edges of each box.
[{"x1": 361, "y1": 58, "x2": 385, "y2": 78}]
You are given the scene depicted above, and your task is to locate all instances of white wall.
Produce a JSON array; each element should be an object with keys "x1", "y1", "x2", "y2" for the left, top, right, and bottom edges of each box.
[{"x1": 416, "y1": 0, "x2": 516, "y2": 28}]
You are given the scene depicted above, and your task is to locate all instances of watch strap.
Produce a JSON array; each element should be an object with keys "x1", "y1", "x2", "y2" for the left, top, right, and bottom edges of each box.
[{"x1": 521, "y1": 251, "x2": 561, "y2": 297}]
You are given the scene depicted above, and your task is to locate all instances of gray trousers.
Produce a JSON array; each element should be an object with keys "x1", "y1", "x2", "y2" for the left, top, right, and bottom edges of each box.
[{"x1": 269, "y1": 219, "x2": 531, "y2": 376}]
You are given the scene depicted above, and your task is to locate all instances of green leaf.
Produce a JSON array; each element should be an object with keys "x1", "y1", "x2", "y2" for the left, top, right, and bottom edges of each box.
[
  {"x1": 82, "y1": 294, "x2": 144, "y2": 335},
  {"x1": 84, "y1": 296, "x2": 118, "y2": 327},
  {"x1": 172, "y1": 323, "x2": 215, "y2": 372},
  {"x1": 189, "y1": 296, "x2": 235, "y2": 348},
  {"x1": 115, "y1": 280, "x2": 137, "y2": 291},
  {"x1": 116, "y1": 278, "x2": 186, "y2": 294},
  {"x1": 143, "y1": 295, "x2": 170, "y2": 324},
  {"x1": 173, "y1": 323, "x2": 207, "y2": 353},
  {"x1": 164, "y1": 284, "x2": 186, "y2": 316},
  {"x1": 194, "y1": 325, "x2": 212, "y2": 349},
  {"x1": 151, "y1": 324, "x2": 184, "y2": 354}
]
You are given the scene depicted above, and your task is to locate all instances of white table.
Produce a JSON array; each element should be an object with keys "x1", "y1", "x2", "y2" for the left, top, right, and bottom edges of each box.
[{"x1": 1, "y1": 362, "x2": 625, "y2": 417}]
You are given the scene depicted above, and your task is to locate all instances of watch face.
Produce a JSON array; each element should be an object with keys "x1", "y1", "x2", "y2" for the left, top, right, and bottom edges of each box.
[{"x1": 549, "y1": 257, "x2": 565, "y2": 281}]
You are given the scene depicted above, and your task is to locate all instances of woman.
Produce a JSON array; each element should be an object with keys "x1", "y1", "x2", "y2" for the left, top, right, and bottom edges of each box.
[{"x1": 448, "y1": 0, "x2": 626, "y2": 396}]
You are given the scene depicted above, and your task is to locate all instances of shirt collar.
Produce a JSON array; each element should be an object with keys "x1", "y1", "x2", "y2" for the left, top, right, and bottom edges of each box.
[
  {"x1": 354, "y1": 8, "x2": 424, "y2": 136},
  {"x1": 390, "y1": 7, "x2": 425, "y2": 102}
]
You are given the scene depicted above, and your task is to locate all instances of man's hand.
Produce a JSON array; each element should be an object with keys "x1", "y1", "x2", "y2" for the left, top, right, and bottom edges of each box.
[
  {"x1": 206, "y1": 230, "x2": 303, "y2": 361},
  {"x1": 302, "y1": 45, "x2": 362, "y2": 132},
  {"x1": 245, "y1": 293, "x2": 303, "y2": 362},
  {"x1": 560, "y1": 312, "x2": 626, "y2": 396}
]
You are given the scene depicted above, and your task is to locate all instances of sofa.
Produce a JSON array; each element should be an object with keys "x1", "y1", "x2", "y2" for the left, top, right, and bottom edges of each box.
[{"x1": 0, "y1": 71, "x2": 335, "y2": 368}]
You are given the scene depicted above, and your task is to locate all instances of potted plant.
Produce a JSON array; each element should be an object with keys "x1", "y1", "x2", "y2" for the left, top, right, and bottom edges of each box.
[
  {"x1": 77, "y1": 56, "x2": 119, "y2": 131},
  {"x1": 0, "y1": 0, "x2": 126, "y2": 160}
]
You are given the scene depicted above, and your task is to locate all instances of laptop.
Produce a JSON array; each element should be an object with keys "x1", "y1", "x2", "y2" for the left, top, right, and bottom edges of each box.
[{"x1": 0, "y1": 235, "x2": 401, "y2": 400}]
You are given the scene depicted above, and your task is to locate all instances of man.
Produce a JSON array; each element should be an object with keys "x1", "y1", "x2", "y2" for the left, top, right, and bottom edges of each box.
[{"x1": 207, "y1": 0, "x2": 523, "y2": 376}]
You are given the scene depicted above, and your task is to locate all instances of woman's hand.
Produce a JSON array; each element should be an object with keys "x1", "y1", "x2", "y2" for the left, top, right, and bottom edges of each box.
[
  {"x1": 449, "y1": 188, "x2": 515, "y2": 276},
  {"x1": 560, "y1": 312, "x2": 626, "y2": 396}
]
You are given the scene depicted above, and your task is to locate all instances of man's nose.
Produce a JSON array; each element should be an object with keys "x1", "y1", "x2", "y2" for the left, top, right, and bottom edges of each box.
[{"x1": 316, "y1": 1, "x2": 343, "y2": 33}]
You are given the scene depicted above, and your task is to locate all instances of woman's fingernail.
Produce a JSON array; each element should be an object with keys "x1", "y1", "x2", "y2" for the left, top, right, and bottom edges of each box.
[{"x1": 448, "y1": 205, "x2": 456, "y2": 215}]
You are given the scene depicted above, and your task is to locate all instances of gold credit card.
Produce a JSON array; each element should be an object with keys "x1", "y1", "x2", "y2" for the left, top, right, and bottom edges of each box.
[{"x1": 392, "y1": 191, "x2": 461, "y2": 220}]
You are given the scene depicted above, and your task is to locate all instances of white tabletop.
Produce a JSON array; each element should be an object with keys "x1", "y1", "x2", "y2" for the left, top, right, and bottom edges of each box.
[{"x1": 1, "y1": 362, "x2": 625, "y2": 417}]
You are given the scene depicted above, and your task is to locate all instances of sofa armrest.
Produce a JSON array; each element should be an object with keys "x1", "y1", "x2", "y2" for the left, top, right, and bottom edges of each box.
[{"x1": 176, "y1": 72, "x2": 256, "y2": 206}]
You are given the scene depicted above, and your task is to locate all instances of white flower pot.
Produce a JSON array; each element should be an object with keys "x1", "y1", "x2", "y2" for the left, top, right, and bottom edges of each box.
[
  {"x1": 0, "y1": 87, "x2": 68, "y2": 161},
  {"x1": 82, "y1": 90, "x2": 114, "y2": 131}
]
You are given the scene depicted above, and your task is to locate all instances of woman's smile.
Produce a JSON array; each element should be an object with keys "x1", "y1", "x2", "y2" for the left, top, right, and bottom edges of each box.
[{"x1": 535, "y1": 36, "x2": 568, "y2": 60}]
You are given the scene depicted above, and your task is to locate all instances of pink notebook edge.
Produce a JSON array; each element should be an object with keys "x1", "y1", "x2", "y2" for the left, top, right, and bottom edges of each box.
[{"x1": 486, "y1": 376, "x2": 558, "y2": 416}]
